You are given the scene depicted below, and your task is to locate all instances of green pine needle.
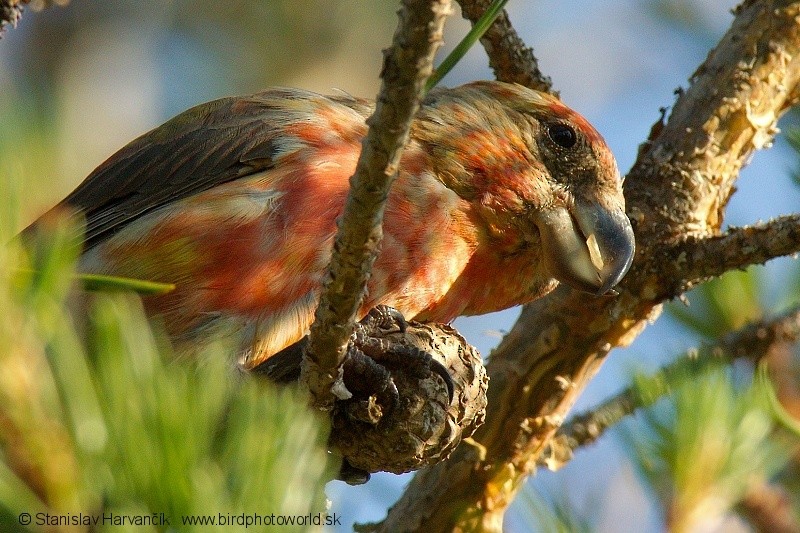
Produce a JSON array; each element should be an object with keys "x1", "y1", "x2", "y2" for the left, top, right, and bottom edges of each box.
[
  {"x1": 15, "y1": 269, "x2": 176, "y2": 295},
  {"x1": 620, "y1": 363, "x2": 793, "y2": 531},
  {"x1": 425, "y1": 0, "x2": 510, "y2": 93},
  {"x1": 79, "y1": 272, "x2": 176, "y2": 295},
  {"x1": 757, "y1": 360, "x2": 800, "y2": 438},
  {"x1": 1, "y1": 140, "x2": 332, "y2": 529}
]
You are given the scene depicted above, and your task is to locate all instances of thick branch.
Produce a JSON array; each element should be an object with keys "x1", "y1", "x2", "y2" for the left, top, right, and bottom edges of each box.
[
  {"x1": 553, "y1": 307, "x2": 800, "y2": 457},
  {"x1": 627, "y1": 2, "x2": 800, "y2": 239},
  {"x1": 303, "y1": 0, "x2": 450, "y2": 409},
  {"x1": 382, "y1": 2, "x2": 800, "y2": 531},
  {"x1": 455, "y1": 0, "x2": 552, "y2": 93}
]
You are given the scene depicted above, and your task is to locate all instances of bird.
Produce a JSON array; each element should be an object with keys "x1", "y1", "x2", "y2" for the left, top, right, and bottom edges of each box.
[{"x1": 34, "y1": 80, "x2": 635, "y2": 372}]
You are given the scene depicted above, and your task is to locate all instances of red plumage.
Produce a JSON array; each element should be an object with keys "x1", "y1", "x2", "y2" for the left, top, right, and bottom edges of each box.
[{"x1": 40, "y1": 81, "x2": 635, "y2": 368}]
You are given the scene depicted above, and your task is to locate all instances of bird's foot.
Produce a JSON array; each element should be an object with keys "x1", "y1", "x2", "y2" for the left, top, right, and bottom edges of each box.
[
  {"x1": 337, "y1": 458, "x2": 371, "y2": 485},
  {"x1": 339, "y1": 305, "x2": 454, "y2": 424}
]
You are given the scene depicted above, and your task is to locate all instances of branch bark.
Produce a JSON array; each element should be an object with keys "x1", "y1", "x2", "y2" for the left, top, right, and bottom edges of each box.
[
  {"x1": 739, "y1": 481, "x2": 800, "y2": 533},
  {"x1": 665, "y1": 214, "x2": 800, "y2": 293},
  {"x1": 303, "y1": 0, "x2": 451, "y2": 409},
  {"x1": 1, "y1": 0, "x2": 64, "y2": 35},
  {"x1": 455, "y1": 0, "x2": 552, "y2": 93},
  {"x1": 1, "y1": 0, "x2": 27, "y2": 33},
  {"x1": 379, "y1": 1, "x2": 800, "y2": 530},
  {"x1": 552, "y1": 307, "x2": 800, "y2": 458}
]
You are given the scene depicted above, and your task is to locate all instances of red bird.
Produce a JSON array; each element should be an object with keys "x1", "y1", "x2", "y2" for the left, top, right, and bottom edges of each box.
[{"x1": 41, "y1": 81, "x2": 634, "y2": 370}]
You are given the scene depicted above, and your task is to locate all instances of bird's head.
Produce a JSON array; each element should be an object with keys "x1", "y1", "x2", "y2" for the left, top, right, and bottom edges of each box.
[{"x1": 417, "y1": 81, "x2": 635, "y2": 295}]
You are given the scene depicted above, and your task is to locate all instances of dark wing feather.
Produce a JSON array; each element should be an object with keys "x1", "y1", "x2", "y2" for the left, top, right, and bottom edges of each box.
[{"x1": 55, "y1": 91, "x2": 296, "y2": 249}]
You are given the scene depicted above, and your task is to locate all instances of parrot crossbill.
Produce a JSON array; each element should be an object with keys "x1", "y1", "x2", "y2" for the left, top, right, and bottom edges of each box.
[{"x1": 37, "y1": 81, "x2": 635, "y2": 373}]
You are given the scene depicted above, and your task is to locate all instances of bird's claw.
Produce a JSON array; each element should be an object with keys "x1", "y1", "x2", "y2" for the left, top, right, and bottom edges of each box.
[
  {"x1": 353, "y1": 332, "x2": 455, "y2": 405},
  {"x1": 252, "y1": 305, "x2": 455, "y2": 420},
  {"x1": 359, "y1": 304, "x2": 408, "y2": 334},
  {"x1": 337, "y1": 458, "x2": 371, "y2": 485},
  {"x1": 341, "y1": 342, "x2": 401, "y2": 420},
  {"x1": 341, "y1": 307, "x2": 455, "y2": 419}
]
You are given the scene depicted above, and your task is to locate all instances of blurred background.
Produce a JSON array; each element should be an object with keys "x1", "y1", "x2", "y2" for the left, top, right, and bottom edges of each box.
[{"x1": 2, "y1": 1, "x2": 800, "y2": 531}]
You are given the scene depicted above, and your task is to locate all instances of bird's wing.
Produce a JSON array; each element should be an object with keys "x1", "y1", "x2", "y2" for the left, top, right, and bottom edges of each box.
[{"x1": 54, "y1": 88, "x2": 370, "y2": 249}]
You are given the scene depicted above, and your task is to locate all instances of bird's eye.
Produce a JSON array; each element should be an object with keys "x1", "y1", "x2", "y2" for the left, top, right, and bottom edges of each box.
[{"x1": 547, "y1": 123, "x2": 577, "y2": 148}]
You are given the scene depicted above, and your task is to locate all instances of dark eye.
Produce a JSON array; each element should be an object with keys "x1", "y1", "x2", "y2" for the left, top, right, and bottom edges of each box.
[{"x1": 547, "y1": 123, "x2": 577, "y2": 148}]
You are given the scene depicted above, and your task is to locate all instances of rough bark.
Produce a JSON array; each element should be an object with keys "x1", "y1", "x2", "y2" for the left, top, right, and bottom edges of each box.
[
  {"x1": 1, "y1": 0, "x2": 66, "y2": 35},
  {"x1": 303, "y1": 0, "x2": 451, "y2": 409},
  {"x1": 377, "y1": 1, "x2": 800, "y2": 531},
  {"x1": 1, "y1": 0, "x2": 27, "y2": 33},
  {"x1": 660, "y1": 214, "x2": 800, "y2": 292},
  {"x1": 455, "y1": 0, "x2": 552, "y2": 93}
]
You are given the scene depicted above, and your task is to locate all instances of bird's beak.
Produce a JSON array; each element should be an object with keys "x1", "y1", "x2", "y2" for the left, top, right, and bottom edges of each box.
[{"x1": 535, "y1": 198, "x2": 635, "y2": 295}]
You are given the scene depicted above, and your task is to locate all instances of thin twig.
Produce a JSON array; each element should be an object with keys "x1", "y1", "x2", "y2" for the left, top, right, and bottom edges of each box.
[
  {"x1": 1, "y1": 0, "x2": 26, "y2": 34},
  {"x1": 553, "y1": 307, "x2": 800, "y2": 455},
  {"x1": 302, "y1": 0, "x2": 451, "y2": 409},
  {"x1": 455, "y1": 0, "x2": 553, "y2": 93},
  {"x1": 665, "y1": 214, "x2": 800, "y2": 294},
  {"x1": 426, "y1": 0, "x2": 508, "y2": 92}
]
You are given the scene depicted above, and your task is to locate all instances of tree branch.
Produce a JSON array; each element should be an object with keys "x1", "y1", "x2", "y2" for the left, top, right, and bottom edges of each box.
[
  {"x1": 663, "y1": 213, "x2": 800, "y2": 295},
  {"x1": 1, "y1": 0, "x2": 26, "y2": 33},
  {"x1": 302, "y1": 0, "x2": 451, "y2": 409},
  {"x1": 739, "y1": 481, "x2": 800, "y2": 533},
  {"x1": 1, "y1": 0, "x2": 64, "y2": 35},
  {"x1": 381, "y1": 1, "x2": 800, "y2": 530},
  {"x1": 455, "y1": 0, "x2": 552, "y2": 93},
  {"x1": 551, "y1": 307, "x2": 800, "y2": 459}
]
